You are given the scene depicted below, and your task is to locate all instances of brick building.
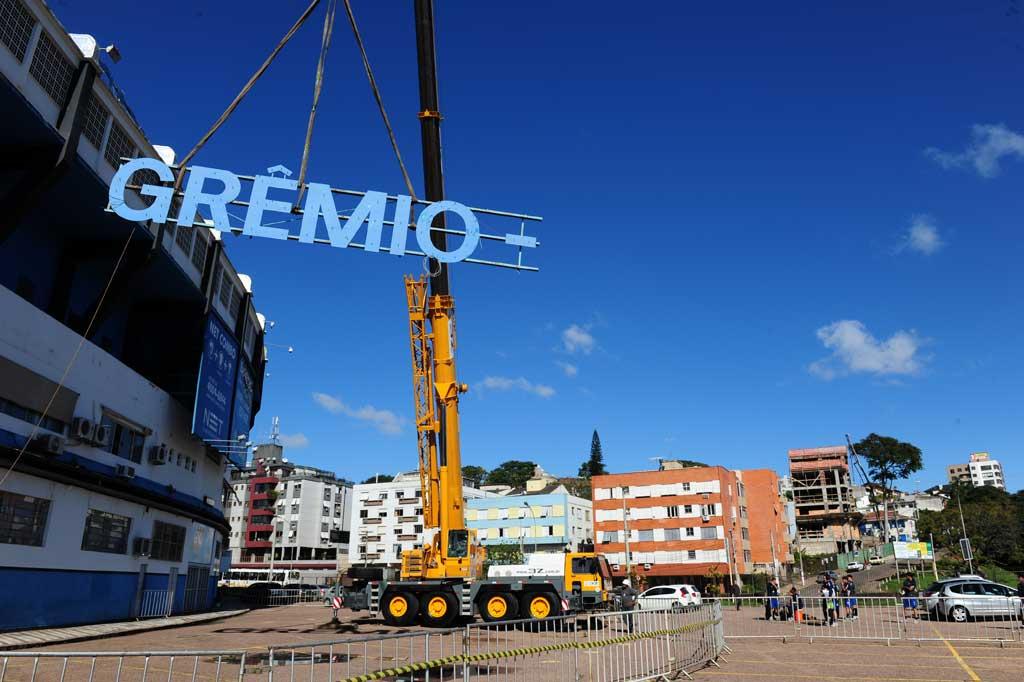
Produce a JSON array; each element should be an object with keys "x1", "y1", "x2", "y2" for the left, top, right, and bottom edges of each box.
[{"x1": 591, "y1": 462, "x2": 789, "y2": 590}]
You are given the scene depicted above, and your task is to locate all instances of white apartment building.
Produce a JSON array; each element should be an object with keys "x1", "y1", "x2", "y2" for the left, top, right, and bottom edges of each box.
[
  {"x1": 947, "y1": 452, "x2": 1005, "y2": 490},
  {"x1": 226, "y1": 443, "x2": 353, "y2": 583},
  {"x1": 347, "y1": 472, "x2": 495, "y2": 567}
]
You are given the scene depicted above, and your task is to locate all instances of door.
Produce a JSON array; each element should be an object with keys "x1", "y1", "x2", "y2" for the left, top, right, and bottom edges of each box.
[
  {"x1": 183, "y1": 564, "x2": 211, "y2": 613},
  {"x1": 979, "y1": 583, "x2": 1012, "y2": 617}
]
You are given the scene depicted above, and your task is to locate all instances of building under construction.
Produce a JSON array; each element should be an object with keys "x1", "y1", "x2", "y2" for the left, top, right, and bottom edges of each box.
[{"x1": 788, "y1": 446, "x2": 861, "y2": 556}]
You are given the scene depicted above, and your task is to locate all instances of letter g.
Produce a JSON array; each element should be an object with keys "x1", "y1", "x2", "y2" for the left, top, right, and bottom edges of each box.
[{"x1": 108, "y1": 157, "x2": 174, "y2": 223}]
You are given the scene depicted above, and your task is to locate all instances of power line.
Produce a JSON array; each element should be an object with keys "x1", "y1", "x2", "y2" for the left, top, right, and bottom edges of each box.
[{"x1": 0, "y1": 228, "x2": 135, "y2": 488}]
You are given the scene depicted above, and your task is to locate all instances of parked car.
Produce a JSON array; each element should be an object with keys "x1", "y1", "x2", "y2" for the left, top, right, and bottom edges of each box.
[
  {"x1": 815, "y1": 570, "x2": 839, "y2": 584},
  {"x1": 921, "y1": 578, "x2": 1023, "y2": 622},
  {"x1": 284, "y1": 583, "x2": 321, "y2": 596},
  {"x1": 846, "y1": 562, "x2": 864, "y2": 572},
  {"x1": 867, "y1": 556, "x2": 884, "y2": 565},
  {"x1": 242, "y1": 581, "x2": 282, "y2": 605},
  {"x1": 636, "y1": 584, "x2": 701, "y2": 611}
]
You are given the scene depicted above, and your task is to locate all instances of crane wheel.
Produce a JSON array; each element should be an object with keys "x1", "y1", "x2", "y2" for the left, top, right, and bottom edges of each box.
[
  {"x1": 382, "y1": 591, "x2": 419, "y2": 627},
  {"x1": 419, "y1": 591, "x2": 458, "y2": 627},
  {"x1": 523, "y1": 592, "x2": 557, "y2": 620},
  {"x1": 479, "y1": 592, "x2": 519, "y2": 622}
]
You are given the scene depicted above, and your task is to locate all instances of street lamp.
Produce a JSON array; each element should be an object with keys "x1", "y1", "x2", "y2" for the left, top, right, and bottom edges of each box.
[{"x1": 522, "y1": 502, "x2": 538, "y2": 555}]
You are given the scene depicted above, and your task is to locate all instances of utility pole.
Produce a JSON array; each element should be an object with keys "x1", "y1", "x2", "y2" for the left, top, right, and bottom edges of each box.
[
  {"x1": 954, "y1": 485, "x2": 974, "y2": 574},
  {"x1": 929, "y1": 532, "x2": 938, "y2": 580},
  {"x1": 622, "y1": 487, "x2": 632, "y2": 582},
  {"x1": 413, "y1": 0, "x2": 449, "y2": 298}
]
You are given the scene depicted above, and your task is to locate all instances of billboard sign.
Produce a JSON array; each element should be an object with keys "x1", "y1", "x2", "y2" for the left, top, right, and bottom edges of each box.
[
  {"x1": 192, "y1": 314, "x2": 238, "y2": 446},
  {"x1": 227, "y1": 359, "x2": 255, "y2": 467},
  {"x1": 108, "y1": 159, "x2": 542, "y2": 272},
  {"x1": 893, "y1": 541, "x2": 933, "y2": 560}
]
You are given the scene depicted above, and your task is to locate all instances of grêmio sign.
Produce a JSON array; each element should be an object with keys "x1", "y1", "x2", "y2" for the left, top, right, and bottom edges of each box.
[{"x1": 108, "y1": 158, "x2": 541, "y2": 270}]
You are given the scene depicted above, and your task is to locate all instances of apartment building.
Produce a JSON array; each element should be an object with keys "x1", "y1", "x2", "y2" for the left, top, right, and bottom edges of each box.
[
  {"x1": 347, "y1": 472, "x2": 495, "y2": 567},
  {"x1": 592, "y1": 462, "x2": 789, "y2": 589},
  {"x1": 788, "y1": 446, "x2": 861, "y2": 556},
  {"x1": 226, "y1": 443, "x2": 353, "y2": 583},
  {"x1": 947, "y1": 452, "x2": 1005, "y2": 490},
  {"x1": 466, "y1": 467, "x2": 593, "y2": 552}
]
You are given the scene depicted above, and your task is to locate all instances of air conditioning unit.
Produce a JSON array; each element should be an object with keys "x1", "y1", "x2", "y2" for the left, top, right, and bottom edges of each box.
[
  {"x1": 702, "y1": 492, "x2": 710, "y2": 499},
  {"x1": 92, "y1": 424, "x2": 113, "y2": 447},
  {"x1": 72, "y1": 417, "x2": 94, "y2": 441},
  {"x1": 132, "y1": 537, "x2": 151, "y2": 557},
  {"x1": 701, "y1": 515, "x2": 711, "y2": 522},
  {"x1": 148, "y1": 444, "x2": 168, "y2": 465},
  {"x1": 612, "y1": 564, "x2": 621, "y2": 571},
  {"x1": 643, "y1": 563, "x2": 652, "y2": 570},
  {"x1": 33, "y1": 434, "x2": 64, "y2": 454},
  {"x1": 116, "y1": 464, "x2": 136, "y2": 478}
]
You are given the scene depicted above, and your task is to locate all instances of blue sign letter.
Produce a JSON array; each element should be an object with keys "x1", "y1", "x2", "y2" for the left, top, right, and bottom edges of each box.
[
  {"x1": 416, "y1": 201, "x2": 480, "y2": 263},
  {"x1": 178, "y1": 166, "x2": 242, "y2": 230},
  {"x1": 389, "y1": 194, "x2": 413, "y2": 257},
  {"x1": 109, "y1": 158, "x2": 174, "y2": 223},
  {"x1": 244, "y1": 174, "x2": 297, "y2": 241}
]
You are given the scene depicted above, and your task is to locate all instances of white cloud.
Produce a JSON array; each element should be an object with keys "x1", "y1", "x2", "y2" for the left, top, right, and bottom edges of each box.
[
  {"x1": 809, "y1": 320, "x2": 925, "y2": 380},
  {"x1": 925, "y1": 123, "x2": 1024, "y2": 178},
  {"x1": 312, "y1": 392, "x2": 405, "y2": 435},
  {"x1": 894, "y1": 215, "x2": 944, "y2": 256},
  {"x1": 562, "y1": 324, "x2": 596, "y2": 354},
  {"x1": 479, "y1": 376, "x2": 556, "y2": 398},
  {"x1": 278, "y1": 433, "x2": 309, "y2": 448},
  {"x1": 556, "y1": 361, "x2": 578, "y2": 377}
]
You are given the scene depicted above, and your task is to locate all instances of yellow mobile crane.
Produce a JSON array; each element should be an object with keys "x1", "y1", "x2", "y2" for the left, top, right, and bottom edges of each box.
[
  {"x1": 339, "y1": 276, "x2": 613, "y2": 627},
  {"x1": 340, "y1": 1, "x2": 612, "y2": 627}
]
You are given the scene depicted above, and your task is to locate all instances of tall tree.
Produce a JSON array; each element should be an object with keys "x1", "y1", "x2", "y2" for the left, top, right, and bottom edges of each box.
[
  {"x1": 852, "y1": 433, "x2": 923, "y2": 542},
  {"x1": 578, "y1": 429, "x2": 608, "y2": 477},
  {"x1": 360, "y1": 473, "x2": 394, "y2": 484},
  {"x1": 484, "y1": 460, "x2": 537, "y2": 489},
  {"x1": 462, "y1": 465, "x2": 488, "y2": 486}
]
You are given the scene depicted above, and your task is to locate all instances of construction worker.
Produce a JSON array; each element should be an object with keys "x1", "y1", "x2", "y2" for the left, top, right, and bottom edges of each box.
[{"x1": 619, "y1": 579, "x2": 638, "y2": 633}]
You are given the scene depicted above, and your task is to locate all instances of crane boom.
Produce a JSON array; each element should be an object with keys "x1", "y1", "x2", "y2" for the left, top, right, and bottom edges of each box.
[{"x1": 402, "y1": 275, "x2": 481, "y2": 580}]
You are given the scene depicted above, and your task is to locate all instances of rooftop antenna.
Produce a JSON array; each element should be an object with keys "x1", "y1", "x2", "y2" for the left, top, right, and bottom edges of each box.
[{"x1": 271, "y1": 416, "x2": 281, "y2": 445}]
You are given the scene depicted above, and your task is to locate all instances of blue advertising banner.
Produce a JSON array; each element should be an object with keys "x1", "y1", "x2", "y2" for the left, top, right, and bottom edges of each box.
[
  {"x1": 192, "y1": 314, "x2": 239, "y2": 447},
  {"x1": 228, "y1": 359, "x2": 255, "y2": 467}
]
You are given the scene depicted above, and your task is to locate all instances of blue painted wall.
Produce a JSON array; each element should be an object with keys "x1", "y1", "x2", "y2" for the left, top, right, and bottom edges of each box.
[{"x1": 0, "y1": 568, "x2": 139, "y2": 631}]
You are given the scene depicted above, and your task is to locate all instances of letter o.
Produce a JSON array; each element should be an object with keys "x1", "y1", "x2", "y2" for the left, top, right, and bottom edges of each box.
[{"x1": 415, "y1": 201, "x2": 480, "y2": 263}]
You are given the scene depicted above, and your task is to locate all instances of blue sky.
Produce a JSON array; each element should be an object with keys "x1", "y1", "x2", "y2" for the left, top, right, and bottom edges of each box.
[{"x1": 62, "y1": 1, "x2": 1022, "y2": 489}]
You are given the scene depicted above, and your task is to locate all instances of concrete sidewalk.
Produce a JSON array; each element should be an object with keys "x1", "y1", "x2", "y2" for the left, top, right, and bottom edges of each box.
[{"x1": 0, "y1": 609, "x2": 248, "y2": 651}]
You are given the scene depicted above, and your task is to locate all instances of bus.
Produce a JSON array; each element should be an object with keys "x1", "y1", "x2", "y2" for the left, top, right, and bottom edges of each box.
[{"x1": 219, "y1": 569, "x2": 300, "y2": 588}]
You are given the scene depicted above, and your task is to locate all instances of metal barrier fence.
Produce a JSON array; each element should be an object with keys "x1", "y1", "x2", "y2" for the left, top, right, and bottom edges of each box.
[
  {"x1": 708, "y1": 594, "x2": 1023, "y2": 645},
  {"x1": 0, "y1": 603, "x2": 725, "y2": 682},
  {"x1": 242, "y1": 589, "x2": 328, "y2": 609},
  {"x1": 137, "y1": 590, "x2": 171, "y2": 619}
]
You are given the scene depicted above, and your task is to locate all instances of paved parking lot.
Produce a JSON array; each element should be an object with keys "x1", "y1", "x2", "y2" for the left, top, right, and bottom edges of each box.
[
  {"x1": 695, "y1": 638, "x2": 1024, "y2": 682},
  {"x1": 6, "y1": 603, "x2": 1024, "y2": 681}
]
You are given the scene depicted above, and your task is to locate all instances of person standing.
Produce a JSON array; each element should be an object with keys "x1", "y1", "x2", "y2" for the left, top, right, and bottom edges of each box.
[
  {"x1": 845, "y1": 575, "x2": 859, "y2": 620},
  {"x1": 732, "y1": 582, "x2": 742, "y2": 611},
  {"x1": 1017, "y1": 573, "x2": 1024, "y2": 627},
  {"x1": 619, "y1": 579, "x2": 638, "y2": 633},
  {"x1": 901, "y1": 574, "x2": 918, "y2": 620},
  {"x1": 767, "y1": 577, "x2": 781, "y2": 621},
  {"x1": 820, "y1": 579, "x2": 837, "y2": 627}
]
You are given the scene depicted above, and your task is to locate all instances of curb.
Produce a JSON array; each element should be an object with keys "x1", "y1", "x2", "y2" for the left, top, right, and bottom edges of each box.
[{"x1": 0, "y1": 609, "x2": 250, "y2": 651}]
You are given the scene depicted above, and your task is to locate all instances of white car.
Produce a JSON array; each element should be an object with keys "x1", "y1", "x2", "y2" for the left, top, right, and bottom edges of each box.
[
  {"x1": 867, "y1": 556, "x2": 884, "y2": 565},
  {"x1": 637, "y1": 584, "x2": 702, "y2": 611},
  {"x1": 846, "y1": 562, "x2": 864, "y2": 571}
]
